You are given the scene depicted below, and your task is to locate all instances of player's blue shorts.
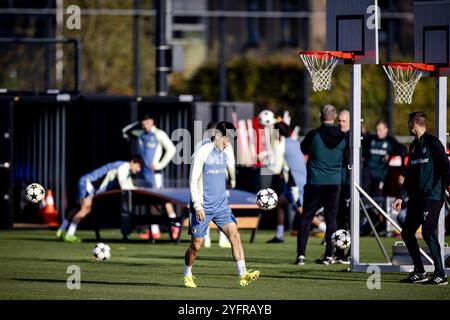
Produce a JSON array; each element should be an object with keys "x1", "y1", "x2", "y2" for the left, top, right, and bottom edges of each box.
[
  {"x1": 77, "y1": 176, "x2": 95, "y2": 201},
  {"x1": 282, "y1": 182, "x2": 302, "y2": 209},
  {"x1": 188, "y1": 206, "x2": 237, "y2": 238},
  {"x1": 77, "y1": 176, "x2": 118, "y2": 202}
]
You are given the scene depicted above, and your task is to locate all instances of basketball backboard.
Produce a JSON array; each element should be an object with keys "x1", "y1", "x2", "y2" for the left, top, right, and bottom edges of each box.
[
  {"x1": 415, "y1": 1, "x2": 450, "y2": 76},
  {"x1": 326, "y1": 0, "x2": 379, "y2": 64}
]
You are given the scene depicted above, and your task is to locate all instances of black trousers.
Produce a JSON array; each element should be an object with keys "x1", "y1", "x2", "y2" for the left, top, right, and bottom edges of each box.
[
  {"x1": 297, "y1": 184, "x2": 340, "y2": 257},
  {"x1": 401, "y1": 199, "x2": 445, "y2": 276},
  {"x1": 335, "y1": 184, "x2": 350, "y2": 258}
]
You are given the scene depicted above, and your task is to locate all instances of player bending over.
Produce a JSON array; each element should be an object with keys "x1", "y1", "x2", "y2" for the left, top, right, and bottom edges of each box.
[
  {"x1": 393, "y1": 112, "x2": 449, "y2": 285},
  {"x1": 56, "y1": 156, "x2": 143, "y2": 243},
  {"x1": 183, "y1": 121, "x2": 260, "y2": 288}
]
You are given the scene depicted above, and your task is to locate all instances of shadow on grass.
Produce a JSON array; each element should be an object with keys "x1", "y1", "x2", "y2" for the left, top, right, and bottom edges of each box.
[
  {"x1": 11, "y1": 237, "x2": 190, "y2": 245},
  {"x1": 129, "y1": 253, "x2": 292, "y2": 265},
  {"x1": 11, "y1": 277, "x2": 229, "y2": 289}
]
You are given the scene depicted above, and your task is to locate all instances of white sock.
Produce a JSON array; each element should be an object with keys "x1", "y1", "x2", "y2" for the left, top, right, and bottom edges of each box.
[
  {"x1": 319, "y1": 222, "x2": 327, "y2": 232},
  {"x1": 151, "y1": 224, "x2": 160, "y2": 234},
  {"x1": 276, "y1": 225, "x2": 284, "y2": 239},
  {"x1": 59, "y1": 219, "x2": 70, "y2": 231},
  {"x1": 205, "y1": 227, "x2": 210, "y2": 239},
  {"x1": 219, "y1": 231, "x2": 229, "y2": 243},
  {"x1": 236, "y1": 260, "x2": 246, "y2": 277},
  {"x1": 183, "y1": 265, "x2": 192, "y2": 277},
  {"x1": 66, "y1": 223, "x2": 78, "y2": 236},
  {"x1": 168, "y1": 212, "x2": 176, "y2": 219}
]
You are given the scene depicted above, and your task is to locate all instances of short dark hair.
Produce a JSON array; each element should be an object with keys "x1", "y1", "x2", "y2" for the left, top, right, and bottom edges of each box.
[
  {"x1": 215, "y1": 121, "x2": 236, "y2": 138},
  {"x1": 375, "y1": 120, "x2": 388, "y2": 129},
  {"x1": 207, "y1": 122, "x2": 217, "y2": 130},
  {"x1": 408, "y1": 111, "x2": 427, "y2": 127},
  {"x1": 140, "y1": 114, "x2": 154, "y2": 122},
  {"x1": 130, "y1": 155, "x2": 143, "y2": 165},
  {"x1": 274, "y1": 121, "x2": 290, "y2": 137}
]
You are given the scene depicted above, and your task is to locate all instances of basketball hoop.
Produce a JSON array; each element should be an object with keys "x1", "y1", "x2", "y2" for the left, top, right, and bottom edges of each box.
[
  {"x1": 299, "y1": 51, "x2": 354, "y2": 91},
  {"x1": 383, "y1": 62, "x2": 435, "y2": 104}
]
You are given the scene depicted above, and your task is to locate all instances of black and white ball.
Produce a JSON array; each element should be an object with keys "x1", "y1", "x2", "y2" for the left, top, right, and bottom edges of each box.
[
  {"x1": 258, "y1": 110, "x2": 275, "y2": 127},
  {"x1": 92, "y1": 243, "x2": 111, "y2": 262},
  {"x1": 256, "y1": 188, "x2": 278, "y2": 211},
  {"x1": 331, "y1": 229, "x2": 351, "y2": 249},
  {"x1": 25, "y1": 183, "x2": 46, "y2": 204}
]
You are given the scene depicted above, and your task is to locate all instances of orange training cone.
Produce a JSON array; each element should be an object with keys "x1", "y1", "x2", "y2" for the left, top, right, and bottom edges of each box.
[{"x1": 41, "y1": 189, "x2": 59, "y2": 227}]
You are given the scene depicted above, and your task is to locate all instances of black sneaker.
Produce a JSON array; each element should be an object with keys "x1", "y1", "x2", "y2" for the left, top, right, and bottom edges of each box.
[
  {"x1": 266, "y1": 237, "x2": 284, "y2": 243},
  {"x1": 423, "y1": 273, "x2": 448, "y2": 285},
  {"x1": 294, "y1": 255, "x2": 306, "y2": 265},
  {"x1": 315, "y1": 256, "x2": 335, "y2": 265},
  {"x1": 400, "y1": 270, "x2": 429, "y2": 283}
]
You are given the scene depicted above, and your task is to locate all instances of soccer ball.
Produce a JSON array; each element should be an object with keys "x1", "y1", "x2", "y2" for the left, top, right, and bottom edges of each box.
[
  {"x1": 256, "y1": 188, "x2": 278, "y2": 211},
  {"x1": 25, "y1": 183, "x2": 46, "y2": 204},
  {"x1": 258, "y1": 110, "x2": 275, "y2": 127},
  {"x1": 331, "y1": 229, "x2": 351, "y2": 249},
  {"x1": 92, "y1": 243, "x2": 111, "y2": 262}
]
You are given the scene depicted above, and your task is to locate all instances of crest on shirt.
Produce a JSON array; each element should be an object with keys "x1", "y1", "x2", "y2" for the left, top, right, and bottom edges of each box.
[
  {"x1": 382, "y1": 142, "x2": 388, "y2": 149},
  {"x1": 422, "y1": 147, "x2": 426, "y2": 154}
]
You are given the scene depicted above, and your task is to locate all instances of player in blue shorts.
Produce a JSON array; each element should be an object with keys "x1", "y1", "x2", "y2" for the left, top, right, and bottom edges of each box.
[
  {"x1": 56, "y1": 156, "x2": 143, "y2": 243},
  {"x1": 183, "y1": 121, "x2": 260, "y2": 288}
]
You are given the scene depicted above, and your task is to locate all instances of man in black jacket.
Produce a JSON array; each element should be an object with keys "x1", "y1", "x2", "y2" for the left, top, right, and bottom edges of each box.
[
  {"x1": 295, "y1": 105, "x2": 347, "y2": 265},
  {"x1": 393, "y1": 111, "x2": 449, "y2": 285},
  {"x1": 362, "y1": 121, "x2": 405, "y2": 198},
  {"x1": 362, "y1": 121, "x2": 406, "y2": 235}
]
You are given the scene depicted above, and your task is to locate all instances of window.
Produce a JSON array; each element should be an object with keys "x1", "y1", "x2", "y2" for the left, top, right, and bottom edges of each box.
[
  {"x1": 247, "y1": 0, "x2": 265, "y2": 46},
  {"x1": 280, "y1": 0, "x2": 298, "y2": 47}
]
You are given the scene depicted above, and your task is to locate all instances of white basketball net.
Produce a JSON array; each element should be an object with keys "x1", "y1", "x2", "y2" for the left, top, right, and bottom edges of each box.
[
  {"x1": 300, "y1": 53, "x2": 339, "y2": 91},
  {"x1": 383, "y1": 65, "x2": 424, "y2": 104}
]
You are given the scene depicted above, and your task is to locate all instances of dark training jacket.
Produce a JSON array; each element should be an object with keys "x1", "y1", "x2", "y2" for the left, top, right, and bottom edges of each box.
[
  {"x1": 401, "y1": 132, "x2": 450, "y2": 202},
  {"x1": 362, "y1": 134, "x2": 406, "y2": 181},
  {"x1": 301, "y1": 123, "x2": 347, "y2": 185}
]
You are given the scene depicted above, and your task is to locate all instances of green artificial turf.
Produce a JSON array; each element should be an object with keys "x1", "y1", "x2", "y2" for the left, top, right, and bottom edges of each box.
[{"x1": 0, "y1": 229, "x2": 449, "y2": 300}]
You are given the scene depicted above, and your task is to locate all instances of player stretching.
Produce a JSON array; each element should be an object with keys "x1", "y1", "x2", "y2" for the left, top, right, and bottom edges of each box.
[
  {"x1": 56, "y1": 156, "x2": 143, "y2": 243},
  {"x1": 393, "y1": 112, "x2": 449, "y2": 285},
  {"x1": 183, "y1": 121, "x2": 260, "y2": 288}
]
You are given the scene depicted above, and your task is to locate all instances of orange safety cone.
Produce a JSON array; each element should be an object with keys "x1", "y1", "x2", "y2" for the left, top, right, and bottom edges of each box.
[{"x1": 40, "y1": 189, "x2": 59, "y2": 228}]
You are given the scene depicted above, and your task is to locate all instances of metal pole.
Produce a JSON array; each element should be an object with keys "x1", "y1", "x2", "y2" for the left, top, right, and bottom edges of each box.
[
  {"x1": 55, "y1": 0, "x2": 64, "y2": 88},
  {"x1": 350, "y1": 64, "x2": 362, "y2": 270},
  {"x1": 219, "y1": 0, "x2": 227, "y2": 102},
  {"x1": 356, "y1": 183, "x2": 434, "y2": 264},
  {"x1": 386, "y1": 0, "x2": 394, "y2": 129},
  {"x1": 155, "y1": 0, "x2": 169, "y2": 96},
  {"x1": 74, "y1": 39, "x2": 81, "y2": 92},
  {"x1": 45, "y1": 0, "x2": 53, "y2": 90},
  {"x1": 302, "y1": 0, "x2": 310, "y2": 131},
  {"x1": 359, "y1": 198, "x2": 391, "y2": 263},
  {"x1": 133, "y1": 0, "x2": 140, "y2": 96},
  {"x1": 6, "y1": 101, "x2": 14, "y2": 228},
  {"x1": 435, "y1": 76, "x2": 447, "y2": 269}
]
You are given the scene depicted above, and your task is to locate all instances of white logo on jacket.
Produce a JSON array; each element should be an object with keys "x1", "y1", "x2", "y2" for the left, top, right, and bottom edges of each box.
[{"x1": 206, "y1": 168, "x2": 227, "y2": 175}]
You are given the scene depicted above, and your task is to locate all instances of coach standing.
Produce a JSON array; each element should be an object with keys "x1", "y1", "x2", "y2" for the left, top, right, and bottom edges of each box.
[
  {"x1": 393, "y1": 112, "x2": 449, "y2": 285},
  {"x1": 295, "y1": 105, "x2": 347, "y2": 265},
  {"x1": 123, "y1": 114, "x2": 178, "y2": 239}
]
